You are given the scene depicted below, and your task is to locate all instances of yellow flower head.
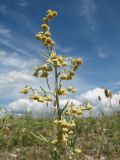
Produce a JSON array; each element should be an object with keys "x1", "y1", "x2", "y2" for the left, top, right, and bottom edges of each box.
[
  {"x1": 38, "y1": 96, "x2": 45, "y2": 103},
  {"x1": 45, "y1": 96, "x2": 52, "y2": 102},
  {"x1": 40, "y1": 71, "x2": 48, "y2": 78},
  {"x1": 44, "y1": 31, "x2": 51, "y2": 37},
  {"x1": 51, "y1": 139, "x2": 58, "y2": 145},
  {"x1": 57, "y1": 88, "x2": 67, "y2": 96},
  {"x1": 20, "y1": 86, "x2": 30, "y2": 94},
  {"x1": 35, "y1": 33, "x2": 42, "y2": 40},
  {"x1": 62, "y1": 61, "x2": 67, "y2": 66},
  {"x1": 47, "y1": 66, "x2": 52, "y2": 72},
  {"x1": 50, "y1": 51, "x2": 57, "y2": 59},
  {"x1": 58, "y1": 56, "x2": 63, "y2": 63},
  {"x1": 30, "y1": 95, "x2": 39, "y2": 100},
  {"x1": 53, "y1": 11, "x2": 58, "y2": 17},
  {"x1": 41, "y1": 24, "x2": 49, "y2": 31},
  {"x1": 66, "y1": 75, "x2": 72, "y2": 80},
  {"x1": 76, "y1": 58, "x2": 83, "y2": 65},
  {"x1": 45, "y1": 37, "x2": 53, "y2": 45},
  {"x1": 74, "y1": 148, "x2": 82, "y2": 154},
  {"x1": 41, "y1": 64, "x2": 48, "y2": 71},
  {"x1": 47, "y1": 9, "x2": 53, "y2": 14},
  {"x1": 61, "y1": 73, "x2": 67, "y2": 80},
  {"x1": 47, "y1": 12, "x2": 53, "y2": 19},
  {"x1": 41, "y1": 35, "x2": 47, "y2": 42}
]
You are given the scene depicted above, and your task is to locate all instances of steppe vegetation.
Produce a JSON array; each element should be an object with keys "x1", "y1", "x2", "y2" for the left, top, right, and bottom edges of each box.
[{"x1": 0, "y1": 9, "x2": 120, "y2": 160}]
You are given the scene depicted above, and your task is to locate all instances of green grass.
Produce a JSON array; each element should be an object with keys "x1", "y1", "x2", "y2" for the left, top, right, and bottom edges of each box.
[{"x1": 0, "y1": 113, "x2": 120, "y2": 160}]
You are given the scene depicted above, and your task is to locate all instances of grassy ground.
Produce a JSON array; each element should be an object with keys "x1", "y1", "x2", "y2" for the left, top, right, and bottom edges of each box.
[{"x1": 0, "y1": 113, "x2": 120, "y2": 160}]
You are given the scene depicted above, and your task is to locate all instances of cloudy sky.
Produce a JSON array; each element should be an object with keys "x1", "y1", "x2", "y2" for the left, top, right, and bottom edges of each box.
[{"x1": 0, "y1": 0, "x2": 120, "y2": 116}]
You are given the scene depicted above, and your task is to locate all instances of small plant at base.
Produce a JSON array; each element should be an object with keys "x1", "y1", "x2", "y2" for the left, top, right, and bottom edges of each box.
[{"x1": 20, "y1": 9, "x2": 93, "y2": 160}]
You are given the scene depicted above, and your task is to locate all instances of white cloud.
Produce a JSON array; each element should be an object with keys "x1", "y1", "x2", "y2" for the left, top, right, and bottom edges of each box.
[
  {"x1": 7, "y1": 98, "x2": 53, "y2": 118},
  {"x1": 77, "y1": 88, "x2": 120, "y2": 116},
  {"x1": 5, "y1": 88, "x2": 120, "y2": 118},
  {"x1": 79, "y1": 0, "x2": 97, "y2": 31},
  {"x1": 6, "y1": 98, "x2": 81, "y2": 118},
  {"x1": 0, "y1": 50, "x2": 40, "y2": 69},
  {"x1": 0, "y1": 49, "x2": 43, "y2": 100}
]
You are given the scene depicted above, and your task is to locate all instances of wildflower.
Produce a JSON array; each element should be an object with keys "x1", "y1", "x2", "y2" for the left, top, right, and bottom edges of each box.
[
  {"x1": 50, "y1": 51, "x2": 57, "y2": 59},
  {"x1": 53, "y1": 59, "x2": 62, "y2": 67},
  {"x1": 74, "y1": 148, "x2": 82, "y2": 154},
  {"x1": 46, "y1": 58, "x2": 52, "y2": 63},
  {"x1": 62, "y1": 61, "x2": 67, "y2": 66},
  {"x1": 41, "y1": 35, "x2": 47, "y2": 42},
  {"x1": 62, "y1": 133, "x2": 68, "y2": 143},
  {"x1": 80, "y1": 106, "x2": 87, "y2": 111},
  {"x1": 69, "y1": 71, "x2": 75, "y2": 76},
  {"x1": 66, "y1": 75, "x2": 72, "y2": 80},
  {"x1": 41, "y1": 64, "x2": 48, "y2": 70},
  {"x1": 73, "y1": 64, "x2": 78, "y2": 71},
  {"x1": 76, "y1": 58, "x2": 83, "y2": 65},
  {"x1": 45, "y1": 96, "x2": 52, "y2": 102},
  {"x1": 69, "y1": 130, "x2": 74, "y2": 134},
  {"x1": 47, "y1": 66, "x2": 52, "y2": 72},
  {"x1": 62, "y1": 127, "x2": 69, "y2": 133},
  {"x1": 53, "y1": 11, "x2": 58, "y2": 17},
  {"x1": 30, "y1": 94, "x2": 39, "y2": 100},
  {"x1": 38, "y1": 96, "x2": 45, "y2": 103},
  {"x1": 51, "y1": 139, "x2": 58, "y2": 145},
  {"x1": 67, "y1": 86, "x2": 76, "y2": 93},
  {"x1": 35, "y1": 33, "x2": 42, "y2": 40},
  {"x1": 61, "y1": 73, "x2": 67, "y2": 80},
  {"x1": 41, "y1": 24, "x2": 49, "y2": 31},
  {"x1": 45, "y1": 37, "x2": 53, "y2": 45},
  {"x1": 51, "y1": 40, "x2": 55, "y2": 46},
  {"x1": 58, "y1": 56, "x2": 64, "y2": 64},
  {"x1": 40, "y1": 71, "x2": 48, "y2": 78},
  {"x1": 44, "y1": 31, "x2": 51, "y2": 37},
  {"x1": 33, "y1": 66, "x2": 40, "y2": 77},
  {"x1": 47, "y1": 9, "x2": 53, "y2": 14},
  {"x1": 57, "y1": 88, "x2": 67, "y2": 96},
  {"x1": 86, "y1": 105, "x2": 93, "y2": 110},
  {"x1": 64, "y1": 111, "x2": 70, "y2": 116},
  {"x1": 20, "y1": 86, "x2": 30, "y2": 94},
  {"x1": 47, "y1": 12, "x2": 53, "y2": 19}
]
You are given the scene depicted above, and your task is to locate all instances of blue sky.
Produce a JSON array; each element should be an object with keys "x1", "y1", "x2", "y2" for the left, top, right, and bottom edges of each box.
[{"x1": 0, "y1": 0, "x2": 120, "y2": 106}]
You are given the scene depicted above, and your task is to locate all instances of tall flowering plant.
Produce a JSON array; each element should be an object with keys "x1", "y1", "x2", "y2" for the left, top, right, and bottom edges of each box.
[{"x1": 21, "y1": 9, "x2": 93, "y2": 160}]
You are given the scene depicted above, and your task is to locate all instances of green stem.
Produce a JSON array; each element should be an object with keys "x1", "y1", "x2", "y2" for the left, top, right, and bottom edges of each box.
[{"x1": 55, "y1": 66, "x2": 61, "y2": 120}]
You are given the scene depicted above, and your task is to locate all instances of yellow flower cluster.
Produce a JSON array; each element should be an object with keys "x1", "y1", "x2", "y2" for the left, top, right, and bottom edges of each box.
[
  {"x1": 72, "y1": 58, "x2": 83, "y2": 71},
  {"x1": 61, "y1": 71, "x2": 75, "y2": 80},
  {"x1": 46, "y1": 51, "x2": 67, "y2": 67},
  {"x1": 35, "y1": 9, "x2": 58, "y2": 47},
  {"x1": 20, "y1": 86, "x2": 30, "y2": 94},
  {"x1": 57, "y1": 88, "x2": 67, "y2": 96},
  {"x1": 64, "y1": 106, "x2": 82, "y2": 116},
  {"x1": 67, "y1": 86, "x2": 77, "y2": 93},
  {"x1": 52, "y1": 119, "x2": 76, "y2": 144},
  {"x1": 33, "y1": 64, "x2": 52, "y2": 78},
  {"x1": 80, "y1": 103, "x2": 93, "y2": 111},
  {"x1": 30, "y1": 94, "x2": 52, "y2": 103},
  {"x1": 74, "y1": 148, "x2": 82, "y2": 154}
]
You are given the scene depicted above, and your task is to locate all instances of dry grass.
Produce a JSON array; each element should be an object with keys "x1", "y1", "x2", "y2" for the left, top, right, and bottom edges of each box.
[{"x1": 0, "y1": 113, "x2": 120, "y2": 160}]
